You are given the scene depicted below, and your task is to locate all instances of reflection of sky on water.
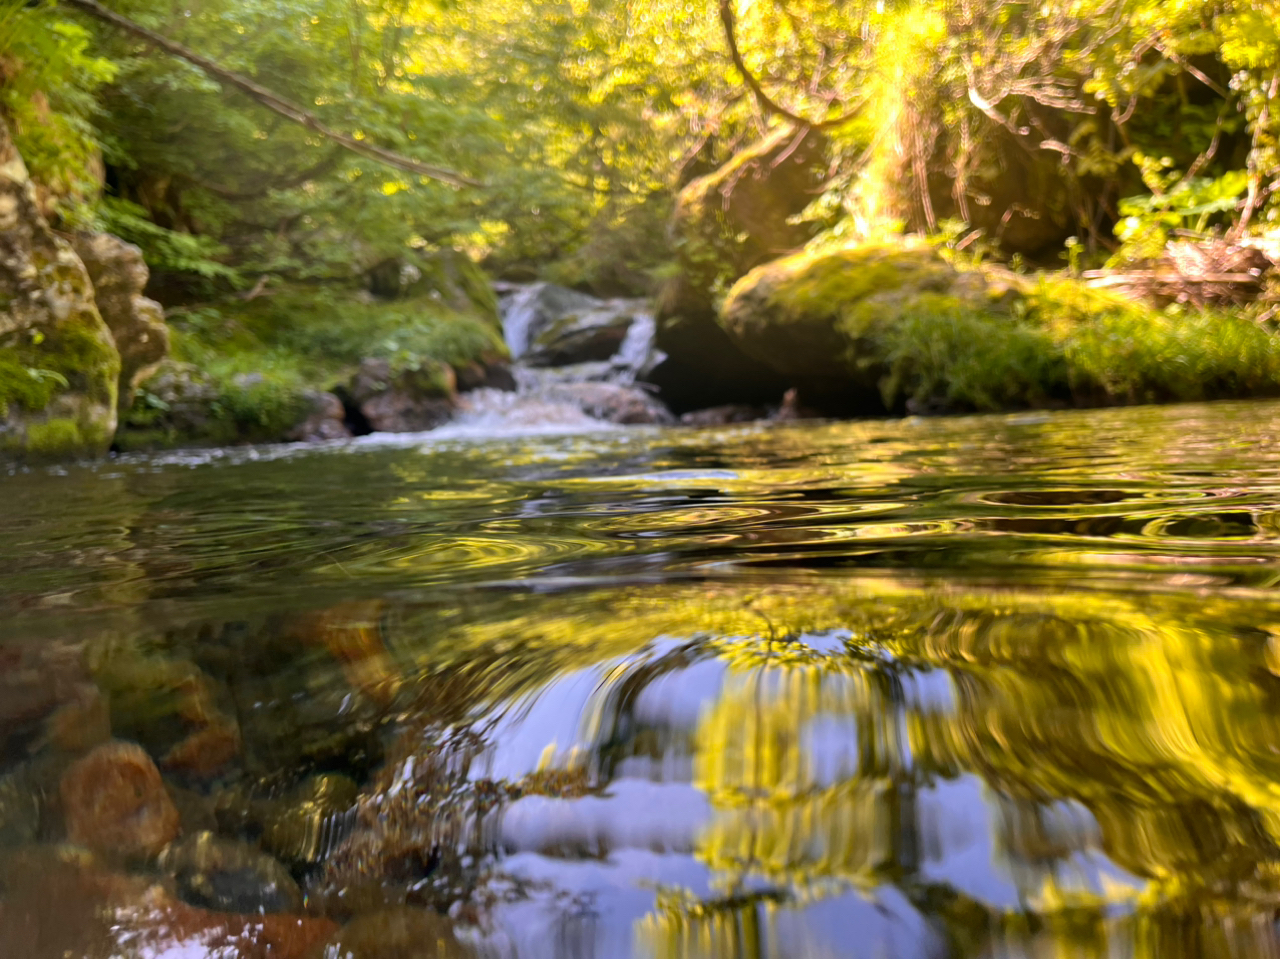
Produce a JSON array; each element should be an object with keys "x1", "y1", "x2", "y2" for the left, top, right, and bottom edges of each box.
[{"x1": 463, "y1": 636, "x2": 1152, "y2": 958}]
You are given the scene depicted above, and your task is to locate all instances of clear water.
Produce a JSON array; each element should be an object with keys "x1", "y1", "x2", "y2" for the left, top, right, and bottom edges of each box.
[{"x1": 7, "y1": 401, "x2": 1280, "y2": 957}]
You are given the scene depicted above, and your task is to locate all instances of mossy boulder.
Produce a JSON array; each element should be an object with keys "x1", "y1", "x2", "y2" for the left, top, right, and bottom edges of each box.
[
  {"x1": 720, "y1": 241, "x2": 1280, "y2": 414},
  {"x1": 646, "y1": 126, "x2": 826, "y2": 411},
  {"x1": 0, "y1": 118, "x2": 120, "y2": 461},
  {"x1": 72, "y1": 232, "x2": 170, "y2": 413},
  {"x1": 719, "y1": 243, "x2": 1002, "y2": 409}
]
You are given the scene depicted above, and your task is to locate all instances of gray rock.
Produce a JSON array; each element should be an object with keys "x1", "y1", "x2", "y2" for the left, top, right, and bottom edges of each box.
[
  {"x1": 158, "y1": 830, "x2": 304, "y2": 914},
  {"x1": 348, "y1": 358, "x2": 456, "y2": 433}
]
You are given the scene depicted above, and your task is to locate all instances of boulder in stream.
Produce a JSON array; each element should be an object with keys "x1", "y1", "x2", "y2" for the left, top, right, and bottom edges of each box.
[
  {"x1": 60, "y1": 740, "x2": 181, "y2": 858},
  {"x1": 348, "y1": 357, "x2": 457, "y2": 433},
  {"x1": 540, "y1": 381, "x2": 674, "y2": 425},
  {"x1": 158, "y1": 831, "x2": 304, "y2": 914}
]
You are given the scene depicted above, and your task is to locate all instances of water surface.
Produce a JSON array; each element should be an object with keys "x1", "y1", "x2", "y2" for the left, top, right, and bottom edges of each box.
[{"x1": 6, "y1": 401, "x2": 1280, "y2": 957}]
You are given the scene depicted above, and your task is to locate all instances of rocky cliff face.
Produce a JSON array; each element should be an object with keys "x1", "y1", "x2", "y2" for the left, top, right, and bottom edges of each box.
[{"x1": 0, "y1": 117, "x2": 121, "y2": 460}]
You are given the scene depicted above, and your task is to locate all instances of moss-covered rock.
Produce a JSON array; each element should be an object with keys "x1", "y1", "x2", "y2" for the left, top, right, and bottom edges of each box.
[
  {"x1": 719, "y1": 242, "x2": 1002, "y2": 409},
  {"x1": 646, "y1": 126, "x2": 826, "y2": 411},
  {"x1": 719, "y1": 240, "x2": 1280, "y2": 414},
  {"x1": 0, "y1": 117, "x2": 119, "y2": 461},
  {"x1": 119, "y1": 280, "x2": 507, "y2": 448},
  {"x1": 72, "y1": 232, "x2": 170, "y2": 413}
]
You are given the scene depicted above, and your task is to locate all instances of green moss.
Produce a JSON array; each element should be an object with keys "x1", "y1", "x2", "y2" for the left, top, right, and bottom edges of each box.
[
  {"x1": 0, "y1": 318, "x2": 119, "y2": 419},
  {"x1": 875, "y1": 294, "x2": 1067, "y2": 412},
  {"x1": 724, "y1": 241, "x2": 1280, "y2": 414},
  {"x1": 24, "y1": 418, "x2": 85, "y2": 455}
]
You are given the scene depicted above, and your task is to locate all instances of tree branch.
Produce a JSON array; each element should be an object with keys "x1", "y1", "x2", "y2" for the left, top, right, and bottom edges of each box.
[
  {"x1": 62, "y1": 0, "x2": 480, "y2": 188},
  {"x1": 717, "y1": 0, "x2": 855, "y2": 130}
]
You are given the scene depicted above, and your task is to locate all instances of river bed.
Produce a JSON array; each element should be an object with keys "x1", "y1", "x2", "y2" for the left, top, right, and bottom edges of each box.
[{"x1": 5, "y1": 400, "x2": 1280, "y2": 957}]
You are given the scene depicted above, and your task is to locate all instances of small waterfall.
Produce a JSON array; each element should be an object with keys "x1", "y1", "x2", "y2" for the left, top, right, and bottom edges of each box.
[{"x1": 431, "y1": 282, "x2": 669, "y2": 436}]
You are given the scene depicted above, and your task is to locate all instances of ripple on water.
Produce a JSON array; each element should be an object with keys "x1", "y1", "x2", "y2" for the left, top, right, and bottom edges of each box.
[{"x1": 5, "y1": 401, "x2": 1280, "y2": 955}]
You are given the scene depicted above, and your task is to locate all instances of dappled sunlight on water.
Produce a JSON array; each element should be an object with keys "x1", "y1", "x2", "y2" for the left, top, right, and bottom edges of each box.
[{"x1": 8, "y1": 401, "x2": 1280, "y2": 956}]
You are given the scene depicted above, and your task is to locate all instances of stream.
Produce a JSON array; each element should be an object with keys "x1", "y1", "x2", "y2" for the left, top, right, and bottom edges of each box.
[{"x1": 7, "y1": 387, "x2": 1280, "y2": 956}]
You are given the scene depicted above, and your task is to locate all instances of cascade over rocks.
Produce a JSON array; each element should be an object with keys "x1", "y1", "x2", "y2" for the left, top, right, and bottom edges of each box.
[
  {"x1": 0, "y1": 118, "x2": 121, "y2": 460},
  {"x1": 645, "y1": 125, "x2": 827, "y2": 411}
]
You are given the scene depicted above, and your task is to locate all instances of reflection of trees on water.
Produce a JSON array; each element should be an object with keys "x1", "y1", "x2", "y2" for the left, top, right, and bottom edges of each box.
[{"x1": 541, "y1": 586, "x2": 1280, "y2": 958}]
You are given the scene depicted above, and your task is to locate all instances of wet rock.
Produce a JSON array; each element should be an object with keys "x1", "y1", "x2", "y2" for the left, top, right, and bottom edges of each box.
[
  {"x1": 167, "y1": 783, "x2": 219, "y2": 835},
  {"x1": 44, "y1": 683, "x2": 112, "y2": 754},
  {"x1": 324, "y1": 907, "x2": 474, "y2": 958},
  {"x1": 286, "y1": 390, "x2": 351, "y2": 442},
  {"x1": 679, "y1": 404, "x2": 768, "y2": 426},
  {"x1": 262, "y1": 773, "x2": 359, "y2": 867},
  {"x1": 541, "y1": 382, "x2": 675, "y2": 425},
  {"x1": 284, "y1": 600, "x2": 402, "y2": 707},
  {"x1": 72, "y1": 232, "x2": 170, "y2": 412},
  {"x1": 162, "y1": 716, "x2": 242, "y2": 779},
  {"x1": 0, "y1": 116, "x2": 120, "y2": 460},
  {"x1": 348, "y1": 357, "x2": 457, "y2": 433},
  {"x1": 0, "y1": 766, "x2": 43, "y2": 848},
  {"x1": 452, "y1": 354, "x2": 517, "y2": 393},
  {"x1": 772, "y1": 387, "x2": 824, "y2": 422},
  {"x1": 0, "y1": 640, "x2": 104, "y2": 759},
  {"x1": 158, "y1": 831, "x2": 304, "y2": 914},
  {"x1": 60, "y1": 740, "x2": 181, "y2": 858},
  {"x1": 524, "y1": 298, "x2": 650, "y2": 368},
  {"x1": 0, "y1": 845, "x2": 336, "y2": 959},
  {"x1": 88, "y1": 643, "x2": 241, "y2": 780},
  {"x1": 499, "y1": 282, "x2": 600, "y2": 359}
]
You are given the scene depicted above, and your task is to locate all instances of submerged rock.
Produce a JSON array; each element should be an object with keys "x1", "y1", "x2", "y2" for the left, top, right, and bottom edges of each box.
[
  {"x1": 262, "y1": 773, "x2": 359, "y2": 867},
  {"x1": 72, "y1": 232, "x2": 170, "y2": 412},
  {"x1": 60, "y1": 740, "x2": 181, "y2": 858},
  {"x1": 0, "y1": 117, "x2": 121, "y2": 460},
  {"x1": 324, "y1": 907, "x2": 474, "y2": 958},
  {"x1": 158, "y1": 831, "x2": 303, "y2": 914},
  {"x1": 0, "y1": 845, "x2": 336, "y2": 959}
]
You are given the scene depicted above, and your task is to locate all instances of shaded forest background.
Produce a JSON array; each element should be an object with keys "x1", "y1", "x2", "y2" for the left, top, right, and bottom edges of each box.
[{"x1": 4, "y1": 0, "x2": 1278, "y2": 299}]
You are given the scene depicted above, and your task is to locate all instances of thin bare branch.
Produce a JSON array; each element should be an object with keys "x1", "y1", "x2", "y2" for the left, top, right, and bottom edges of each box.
[{"x1": 62, "y1": 0, "x2": 480, "y2": 188}]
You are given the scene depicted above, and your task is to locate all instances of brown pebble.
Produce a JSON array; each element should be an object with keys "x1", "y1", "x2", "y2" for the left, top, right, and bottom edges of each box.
[{"x1": 60, "y1": 740, "x2": 181, "y2": 858}]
